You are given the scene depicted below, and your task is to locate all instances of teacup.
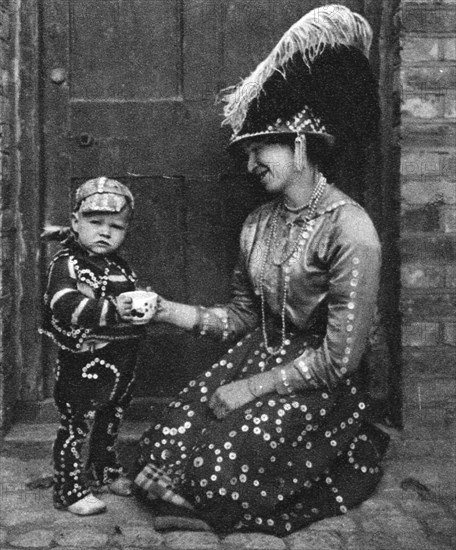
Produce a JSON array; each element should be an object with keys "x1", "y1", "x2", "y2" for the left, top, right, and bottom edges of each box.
[{"x1": 121, "y1": 290, "x2": 158, "y2": 325}]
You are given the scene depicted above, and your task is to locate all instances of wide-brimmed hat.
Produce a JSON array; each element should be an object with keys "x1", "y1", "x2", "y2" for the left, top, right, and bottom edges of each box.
[
  {"x1": 219, "y1": 4, "x2": 379, "y2": 152},
  {"x1": 74, "y1": 177, "x2": 134, "y2": 213}
]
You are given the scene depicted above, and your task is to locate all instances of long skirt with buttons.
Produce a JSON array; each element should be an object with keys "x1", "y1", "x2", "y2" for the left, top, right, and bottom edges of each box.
[
  {"x1": 53, "y1": 340, "x2": 139, "y2": 507},
  {"x1": 135, "y1": 328, "x2": 389, "y2": 536}
]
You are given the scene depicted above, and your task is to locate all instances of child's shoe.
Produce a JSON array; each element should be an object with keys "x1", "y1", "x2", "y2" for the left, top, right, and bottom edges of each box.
[
  {"x1": 109, "y1": 476, "x2": 133, "y2": 497},
  {"x1": 66, "y1": 493, "x2": 106, "y2": 515}
]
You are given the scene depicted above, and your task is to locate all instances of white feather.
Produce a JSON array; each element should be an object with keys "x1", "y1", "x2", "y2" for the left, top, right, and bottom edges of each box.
[{"x1": 220, "y1": 5, "x2": 373, "y2": 134}]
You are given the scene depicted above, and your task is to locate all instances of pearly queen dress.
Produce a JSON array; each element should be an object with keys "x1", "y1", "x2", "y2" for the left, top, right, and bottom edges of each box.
[{"x1": 135, "y1": 185, "x2": 390, "y2": 536}]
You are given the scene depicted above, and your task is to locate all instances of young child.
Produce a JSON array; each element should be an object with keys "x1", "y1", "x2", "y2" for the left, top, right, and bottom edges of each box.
[{"x1": 40, "y1": 176, "x2": 147, "y2": 516}]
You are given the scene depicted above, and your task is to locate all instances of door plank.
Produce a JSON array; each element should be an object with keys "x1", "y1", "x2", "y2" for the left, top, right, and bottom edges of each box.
[{"x1": 70, "y1": 0, "x2": 182, "y2": 100}]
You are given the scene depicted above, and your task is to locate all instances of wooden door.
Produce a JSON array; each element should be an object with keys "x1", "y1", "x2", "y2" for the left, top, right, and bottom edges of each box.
[{"x1": 40, "y1": 0, "x2": 390, "y2": 405}]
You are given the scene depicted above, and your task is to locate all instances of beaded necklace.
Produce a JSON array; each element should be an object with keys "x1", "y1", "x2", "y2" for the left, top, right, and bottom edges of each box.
[
  {"x1": 259, "y1": 175, "x2": 327, "y2": 356},
  {"x1": 283, "y1": 200, "x2": 309, "y2": 212}
]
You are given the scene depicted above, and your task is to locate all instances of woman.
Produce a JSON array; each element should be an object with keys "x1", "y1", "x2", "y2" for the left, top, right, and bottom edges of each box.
[{"x1": 132, "y1": 5, "x2": 389, "y2": 536}]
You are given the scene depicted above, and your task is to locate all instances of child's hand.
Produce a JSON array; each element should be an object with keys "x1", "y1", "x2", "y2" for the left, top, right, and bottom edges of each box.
[{"x1": 115, "y1": 294, "x2": 134, "y2": 321}]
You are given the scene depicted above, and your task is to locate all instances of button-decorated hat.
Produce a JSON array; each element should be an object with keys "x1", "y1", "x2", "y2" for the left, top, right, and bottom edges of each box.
[{"x1": 74, "y1": 177, "x2": 134, "y2": 213}]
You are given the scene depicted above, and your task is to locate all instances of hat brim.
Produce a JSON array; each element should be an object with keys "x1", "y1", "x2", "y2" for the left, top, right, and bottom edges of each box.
[{"x1": 228, "y1": 129, "x2": 335, "y2": 150}]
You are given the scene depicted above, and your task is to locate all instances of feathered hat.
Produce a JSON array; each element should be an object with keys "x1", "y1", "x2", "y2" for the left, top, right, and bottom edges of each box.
[{"x1": 219, "y1": 4, "x2": 379, "y2": 171}]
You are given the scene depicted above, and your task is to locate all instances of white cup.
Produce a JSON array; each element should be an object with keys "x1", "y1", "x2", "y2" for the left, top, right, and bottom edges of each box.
[{"x1": 121, "y1": 290, "x2": 158, "y2": 325}]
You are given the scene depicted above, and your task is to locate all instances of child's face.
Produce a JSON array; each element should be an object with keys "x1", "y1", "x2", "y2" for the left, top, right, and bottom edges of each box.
[{"x1": 71, "y1": 208, "x2": 130, "y2": 256}]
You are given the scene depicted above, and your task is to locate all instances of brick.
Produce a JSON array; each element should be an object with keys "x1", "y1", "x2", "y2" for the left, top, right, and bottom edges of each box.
[
  {"x1": 400, "y1": 204, "x2": 440, "y2": 232},
  {"x1": 0, "y1": 121, "x2": 11, "y2": 144},
  {"x1": 401, "y1": 292, "x2": 456, "y2": 318},
  {"x1": 1, "y1": 68, "x2": 8, "y2": 89},
  {"x1": 443, "y1": 322, "x2": 456, "y2": 344},
  {"x1": 400, "y1": 234, "x2": 456, "y2": 262},
  {"x1": 401, "y1": 4, "x2": 456, "y2": 34},
  {"x1": 403, "y1": 348, "x2": 456, "y2": 376},
  {"x1": 402, "y1": 94, "x2": 444, "y2": 119},
  {"x1": 439, "y1": 204, "x2": 456, "y2": 231},
  {"x1": 445, "y1": 264, "x2": 456, "y2": 287},
  {"x1": 401, "y1": 179, "x2": 456, "y2": 206},
  {"x1": 401, "y1": 67, "x2": 456, "y2": 94},
  {"x1": 402, "y1": 322, "x2": 440, "y2": 346},
  {"x1": 401, "y1": 150, "x2": 456, "y2": 185},
  {"x1": 444, "y1": 91, "x2": 456, "y2": 117},
  {"x1": 402, "y1": 121, "x2": 456, "y2": 148},
  {"x1": 442, "y1": 38, "x2": 456, "y2": 60},
  {"x1": 0, "y1": 10, "x2": 9, "y2": 42},
  {"x1": 401, "y1": 37, "x2": 439, "y2": 63},
  {"x1": 401, "y1": 264, "x2": 445, "y2": 288}
]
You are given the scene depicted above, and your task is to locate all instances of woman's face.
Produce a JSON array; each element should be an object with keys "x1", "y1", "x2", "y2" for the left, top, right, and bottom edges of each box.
[{"x1": 243, "y1": 141, "x2": 297, "y2": 194}]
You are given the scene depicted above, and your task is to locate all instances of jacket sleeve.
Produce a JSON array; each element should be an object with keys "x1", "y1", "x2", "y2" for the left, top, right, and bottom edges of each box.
[
  {"x1": 45, "y1": 255, "x2": 119, "y2": 328},
  {"x1": 277, "y1": 206, "x2": 381, "y2": 392}
]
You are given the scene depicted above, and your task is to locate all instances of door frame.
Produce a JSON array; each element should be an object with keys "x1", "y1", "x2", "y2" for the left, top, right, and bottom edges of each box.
[{"x1": 3, "y1": 0, "x2": 403, "y2": 429}]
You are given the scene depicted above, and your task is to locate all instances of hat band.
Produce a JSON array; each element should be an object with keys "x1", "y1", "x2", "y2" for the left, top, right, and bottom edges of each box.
[{"x1": 230, "y1": 105, "x2": 330, "y2": 146}]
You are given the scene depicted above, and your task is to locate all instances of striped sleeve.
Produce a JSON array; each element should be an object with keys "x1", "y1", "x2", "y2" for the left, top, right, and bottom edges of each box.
[{"x1": 46, "y1": 256, "x2": 118, "y2": 328}]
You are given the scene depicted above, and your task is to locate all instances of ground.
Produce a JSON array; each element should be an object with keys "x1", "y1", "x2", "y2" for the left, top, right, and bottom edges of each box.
[{"x1": 1, "y1": 422, "x2": 455, "y2": 550}]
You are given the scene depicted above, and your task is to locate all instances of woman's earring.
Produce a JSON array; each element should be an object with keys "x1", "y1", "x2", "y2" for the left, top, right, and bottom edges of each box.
[{"x1": 294, "y1": 134, "x2": 306, "y2": 172}]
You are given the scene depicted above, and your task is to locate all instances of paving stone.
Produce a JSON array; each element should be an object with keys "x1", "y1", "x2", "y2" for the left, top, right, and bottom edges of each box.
[
  {"x1": 345, "y1": 532, "x2": 403, "y2": 550},
  {"x1": 222, "y1": 532, "x2": 286, "y2": 550},
  {"x1": 286, "y1": 529, "x2": 342, "y2": 550},
  {"x1": 310, "y1": 516, "x2": 357, "y2": 533},
  {"x1": 54, "y1": 527, "x2": 108, "y2": 547},
  {"x1": 424, "y1": 516, "x2": 456, "y2": 536},
  {"x1": 2, "y1": 509, "x2": 56, "y2": 527},
  {"x1": 359, "y1": 518, "x2": 383, "y2": 533},
  {"x1": 400, "y1": 498, "x2": 447, "y2": 518},
  {"x1": 164, "y1": 530, "x2": 221, "y2": 549},
  {"x1": 427, "y1": 537, "x2": 455, "y2": 550},
  {"x1": 112, "y1": 526, "x2": 163, "y2": 547},
  {"x1": 153, "y1": 516, "x2": 212, "y2": 531},
  {"x1": 379, "y1": 511, "x2": 423, "y2": 531},
  {"x1": 358, "y1": 498, "x2": 400, "y2": 514},
  {"x1": 395, "y1": 532, "x2": 444, "y2": 550},
  {"x1": 362, "y1": 510, "x2": 424, "y2": 536},
  {"x1": 8, "y1": 529, "x2": 54, "y2": 548}
]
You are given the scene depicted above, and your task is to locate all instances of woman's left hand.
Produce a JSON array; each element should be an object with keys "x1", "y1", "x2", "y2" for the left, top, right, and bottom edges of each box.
[{"x1": 209, "y1": 379, "x2": 254, "y2": 419}]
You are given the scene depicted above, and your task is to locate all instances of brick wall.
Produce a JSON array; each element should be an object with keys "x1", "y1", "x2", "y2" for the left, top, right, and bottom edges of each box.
[{"x1": 400, "y1": 0, "x2": 456, "y2": 456}]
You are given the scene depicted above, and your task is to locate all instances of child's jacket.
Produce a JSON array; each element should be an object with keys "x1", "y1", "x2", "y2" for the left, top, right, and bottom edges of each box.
[{"x1": 40, "y1": 236, "x2": 145, "y2": 352}]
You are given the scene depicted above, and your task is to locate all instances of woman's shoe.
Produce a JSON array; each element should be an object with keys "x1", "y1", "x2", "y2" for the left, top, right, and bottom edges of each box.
[
  {"x1": 66, "y1": 493, "x2": 106, "y2": 515},
  {"x1": 109, "y1": 476, "x2": 133, "y2": 497}
]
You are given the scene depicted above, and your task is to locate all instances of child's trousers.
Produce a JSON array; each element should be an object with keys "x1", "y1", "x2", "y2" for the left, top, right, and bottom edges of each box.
[{"x1": 53, "y1": 340, "x2": 139, "y2": 507}]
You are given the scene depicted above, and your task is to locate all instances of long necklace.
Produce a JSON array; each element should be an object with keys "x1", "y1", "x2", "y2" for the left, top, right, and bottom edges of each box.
[{"x1": 259, "y1": 175, "x2": 327, "y2": 356}]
